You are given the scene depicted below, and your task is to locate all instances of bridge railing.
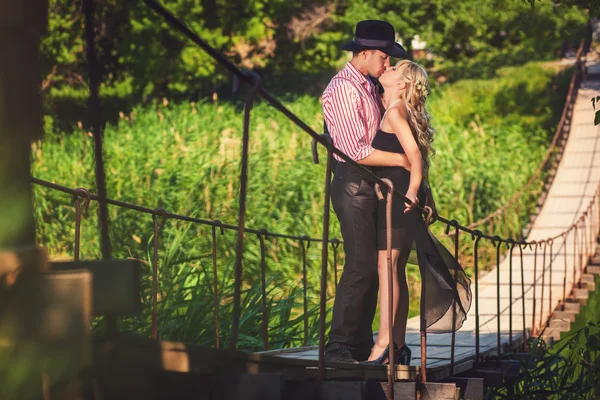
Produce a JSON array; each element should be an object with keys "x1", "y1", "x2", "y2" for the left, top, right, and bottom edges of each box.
[
  {"x1": 32, "y1": 0, "x2": 595, "y2": 397},
  {"x1": 33, "y1": 177, "x2": 342, "y2": 348},
  {"x1": 446, "y1": 43, "x2": 587, "y2": 240}
]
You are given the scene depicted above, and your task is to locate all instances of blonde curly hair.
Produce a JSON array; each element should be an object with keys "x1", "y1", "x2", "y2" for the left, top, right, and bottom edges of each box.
[{"x1": 394, "y1": 60, "x2": 435, "y2": 180}]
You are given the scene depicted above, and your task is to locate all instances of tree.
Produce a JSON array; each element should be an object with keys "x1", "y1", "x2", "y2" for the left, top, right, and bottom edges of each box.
[
  {"x1": 525, "y1": 0, "x2": 600, "y2": 17},
  {"x1": 340, "y1": 0, "x2": 587, "y2": 80},
  {"x1": 40, "y1": 0, "x2": 589, "y2": 127}
]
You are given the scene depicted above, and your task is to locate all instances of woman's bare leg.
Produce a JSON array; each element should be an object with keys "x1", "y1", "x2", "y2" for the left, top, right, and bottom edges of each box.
[
  {"x1": 368, "y1": 249, "x2": 399, "y2": 361},
  {"x1": 393, "y1": 251, "x2": 410, "y2": 348},
  {"x1": 368, "y1": 249, "x2": 410, "y2": 361}
]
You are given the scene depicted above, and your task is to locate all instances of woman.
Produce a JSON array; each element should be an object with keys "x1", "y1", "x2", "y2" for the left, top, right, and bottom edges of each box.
[{"x1": 366, "y1": 60, "x2": 472, "y2": 364}]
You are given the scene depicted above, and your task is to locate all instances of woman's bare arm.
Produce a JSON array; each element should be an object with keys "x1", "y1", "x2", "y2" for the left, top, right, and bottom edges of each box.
[{"x1": 387, "y1": 108, "x2": 422, "y2": 210}]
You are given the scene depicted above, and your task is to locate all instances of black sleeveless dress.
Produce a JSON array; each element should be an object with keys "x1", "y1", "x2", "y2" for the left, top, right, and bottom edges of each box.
[{"x1": 371, "y1": 129, "x2": 472, "y2": 333}]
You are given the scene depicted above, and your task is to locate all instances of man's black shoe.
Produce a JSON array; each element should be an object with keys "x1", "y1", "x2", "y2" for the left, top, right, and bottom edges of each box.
[{"x1": 324, "y1": 348, "x2": 358, "y2": 364}]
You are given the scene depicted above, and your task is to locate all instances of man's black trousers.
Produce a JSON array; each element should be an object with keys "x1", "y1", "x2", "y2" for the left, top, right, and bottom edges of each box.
[{"x1": 325, "y1": 162, "x2": 379, "y2": 361}]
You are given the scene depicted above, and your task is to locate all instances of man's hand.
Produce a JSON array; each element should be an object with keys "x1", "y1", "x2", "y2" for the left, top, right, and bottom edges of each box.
[
  {"x1": 396, "y1": 153, "x2": 411, "y2": 171},
  {"x1": 357, "y1": 150, "x2": 412, "y2": 169}
]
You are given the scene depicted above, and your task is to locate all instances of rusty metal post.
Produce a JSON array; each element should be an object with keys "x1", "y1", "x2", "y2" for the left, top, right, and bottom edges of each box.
[
  {"x1": 152, "y1": 209, "x2": 167, "y2": 340},
  {"x1": 82, "y1": 0, "x2": 111, "y2": 260},
  {"x1": 300, "y1": 238, "x2": 310, "y2": 346},
  {"x1": 579, "y1": 210, "x2": 588, "y2": 268},
  {"x1": 507, "y1": 239, "x2": 516, "y2": 346},
  {"x1": 588, "y1": 208, "x2": 592, "y2": 262},
  {"x1": 583, "y1": 213, "x2": 589, "y2": 265},
  {"x1": 375, "y1": 179, "x2": 396, "y2": 398},
  {"x1": 473, "y1": 231, "x2": 483, "y2": 365},
  {"x1": 494, "y1": 237, "x2": 502, "y2": 359},
  {"x1": 83, "y1": 0, "x2": 117, "y2": 336},
  {"x1": 419, "y1": 206, "x2": 434, "y2": 386},
  {"x1": 230, "y1": 72, "x2": 261, "y2": 350},
  {"x1": 211, "y1": 221, "x2": 224, "y2": 348},
  {"x1": 539, "y1": 241, "x2": 548, "y2": 334},
  {"x1": 447, "y1": 221, "x2": 460, "y2": 375},
  {"x1": 531, "y1": 241, "x2": 539, "y2": 336},
  {"x1": 73, "y1": 189, "x2": 91, "y2": 262},
  {"x1": 74, "y1": 196, "x2": 82, "y2": 262},
  {"x1": 580, "y1": 219, "x2": 585, "y2": 283},
  {"x1": 519, "y1": 242, "x2": 527, "y2": 348},
  {"x1": 574, "y1": 226, "x2": 578, "y2": 290},
  {"x1": 257, "y1": 230, "x2": 269, "y2": 350},
  {"x1": 318, "y1": 139, "x2": 334, "y2": 381},
  {"x1": 547, "y1": 238, "x2": 554, "y2": 326},
  {"x1": 562, "y1": 233, "x2": 568, "y2": 311}
]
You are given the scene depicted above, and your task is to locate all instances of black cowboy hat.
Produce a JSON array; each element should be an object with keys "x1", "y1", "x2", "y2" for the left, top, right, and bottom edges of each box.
[{"x1": 341, "y1": 20, "x2": 407, "y2": 59}]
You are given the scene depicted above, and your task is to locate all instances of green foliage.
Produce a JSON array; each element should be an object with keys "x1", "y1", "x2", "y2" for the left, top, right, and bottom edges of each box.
[
  {"x1": 486, "y1": 277, "x2": 600, "y2": 399},
  {"x1": 41, "y1": 0, "x2": 587, "y2": 128},
  {"x1": 335, "y1": 0, "x2": 587, "y2": 81},
  {"x1": 32, "y1": 61, "x2": 572, "y2": 348},
  {"x1": 525, "y1": 0, "x2": 600, "y2": 17},
  {"x1": 487, "y1": 324, "x2": 600, "y2": 399},
  {"x1": 434, "y1": 1, "x2": 586, "y2": 79}
]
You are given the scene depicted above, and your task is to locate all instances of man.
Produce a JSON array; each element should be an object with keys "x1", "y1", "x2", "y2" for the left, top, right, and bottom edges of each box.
[{"x1": 322, "y1": 20, "x2": 410, "y2": 363}]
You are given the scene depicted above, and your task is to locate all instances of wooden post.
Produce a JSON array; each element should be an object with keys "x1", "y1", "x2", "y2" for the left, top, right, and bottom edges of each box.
[{"x1": 0, "y1": 0, "x2": 47, "y2": 249}]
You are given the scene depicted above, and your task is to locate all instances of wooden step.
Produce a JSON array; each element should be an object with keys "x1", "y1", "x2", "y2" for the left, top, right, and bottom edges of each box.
[
  {"x1": 417, "y1": 382, "x2": 460, "y2": 400},
  {"x1": 553, "y1": 310, "x2": 577, "y2": 322},
  {"x1": 582, "y1": 281, "x2": 596, "y2": 291},
  {"x1": 477, "y1": 360, "x2": 521, "y2": 378},
  {"x1": 51, "y1": 259, "x2": 141, "y2": 316},
  {"x1": 231, "y1": 373, "x2": 283, "y2": 400},
  {"x1": 541, "y1": 328, "x2": 563, "y2": 341},
  {"x1": 548, "y1": 319, "x2": 570, "y2": 331},
  {"x1": 581, "y1": 274, "x2": 596, "y2": 291},
  {"x1": 15, "y1": 269, "x2": 92, "y2": 344},
  {"x1": 532, "y1": 330, "x2": 556, "y2": 345},
  {"x1": 469, "y1": 368, "x2": 505, "y2": 388},
  {"x1": 573, "y1": 288, "x2": 589, "y2": 302},
  {"x1": 505, "y1": 353, "x2": 532, "y2": 362},
  {"x1": 581, "y1": 273, "x2": 595, "y2": 284},
  {"x1": 443, "y1": 377, "x2": 484, "y2": 400},
  {"x1": 587, "y1": 265, "x2": 600, "y2": 274},
  {"x1": 562, "y1": 301, "x2": 580, "y2": 313},
  {"x1": 317, "y1": 381, "x2": 365, "y2": 400},
  {"x1": 374, "y1": 382, "x2": 416, "y2": 400},
  {"x1": 588, "y1": 255, "x2": 600, "y2": 265}
]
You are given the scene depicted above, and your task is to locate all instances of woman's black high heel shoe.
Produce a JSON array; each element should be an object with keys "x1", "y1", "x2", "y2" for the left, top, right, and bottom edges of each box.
[
  {"x1": 395, "y1": 344, "x2": 412, "y2": 366},
  {"x1": 361, "y1": 344, "x2": 392, "y2": 365}
]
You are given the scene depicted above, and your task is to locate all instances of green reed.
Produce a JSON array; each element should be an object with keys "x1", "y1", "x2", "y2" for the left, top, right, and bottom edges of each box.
[{"x1": 32, "y1": 61, "x2": 572, "y2": 350}]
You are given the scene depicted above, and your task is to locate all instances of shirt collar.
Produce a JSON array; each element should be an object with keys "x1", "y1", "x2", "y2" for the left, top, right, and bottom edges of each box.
[{"x1": 343, "y1": 62, "x2": 370, "y2": 86}]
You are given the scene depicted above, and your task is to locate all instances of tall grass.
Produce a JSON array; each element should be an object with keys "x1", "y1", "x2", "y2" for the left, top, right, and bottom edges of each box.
[{"x1": 32, "y1": 61, "x2": 572, "y2": 350}]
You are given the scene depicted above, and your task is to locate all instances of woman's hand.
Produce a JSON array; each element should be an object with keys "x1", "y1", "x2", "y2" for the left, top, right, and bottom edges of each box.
[
  {"x1": 426, "y1": 195, "x2": 438, "y2": 225},
  {"x1": 404, "y1": 191, "x2": 419, "y2": 214}
]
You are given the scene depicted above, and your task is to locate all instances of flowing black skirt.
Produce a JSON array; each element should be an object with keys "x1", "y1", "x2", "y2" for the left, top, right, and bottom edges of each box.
[{"x1": 374, "y1": 165, "x2": 472, "y2": 333}]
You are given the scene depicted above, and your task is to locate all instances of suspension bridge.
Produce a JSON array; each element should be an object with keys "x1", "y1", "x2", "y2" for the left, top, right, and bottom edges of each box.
[
  {"x1": 2, "y1": 1, "x2": 600, "y2": 399},
  {"x1": 266, "y1": 47, "x2": 600, "y2": 384}
]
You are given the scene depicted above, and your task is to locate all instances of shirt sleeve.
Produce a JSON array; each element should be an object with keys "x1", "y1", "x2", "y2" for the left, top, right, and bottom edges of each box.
[{"x1": 323, "y1": 82, "x2": 375, "y2": 161}]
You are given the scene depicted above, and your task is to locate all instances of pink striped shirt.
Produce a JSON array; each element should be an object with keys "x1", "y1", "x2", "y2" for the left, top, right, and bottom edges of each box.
[{"x1": 322, "y1": 62, "x2": 381, "y2": 162}]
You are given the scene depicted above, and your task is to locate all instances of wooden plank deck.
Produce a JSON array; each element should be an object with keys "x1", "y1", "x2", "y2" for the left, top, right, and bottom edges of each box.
[{"x1": 258, "y1": 61, "x2": 600, "y2": 381}]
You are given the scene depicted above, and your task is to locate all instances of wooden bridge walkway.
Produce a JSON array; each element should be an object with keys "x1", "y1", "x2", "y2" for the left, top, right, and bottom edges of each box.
[{"x1": 258, "y1": 60, "x2": 600, "y2": 382}]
